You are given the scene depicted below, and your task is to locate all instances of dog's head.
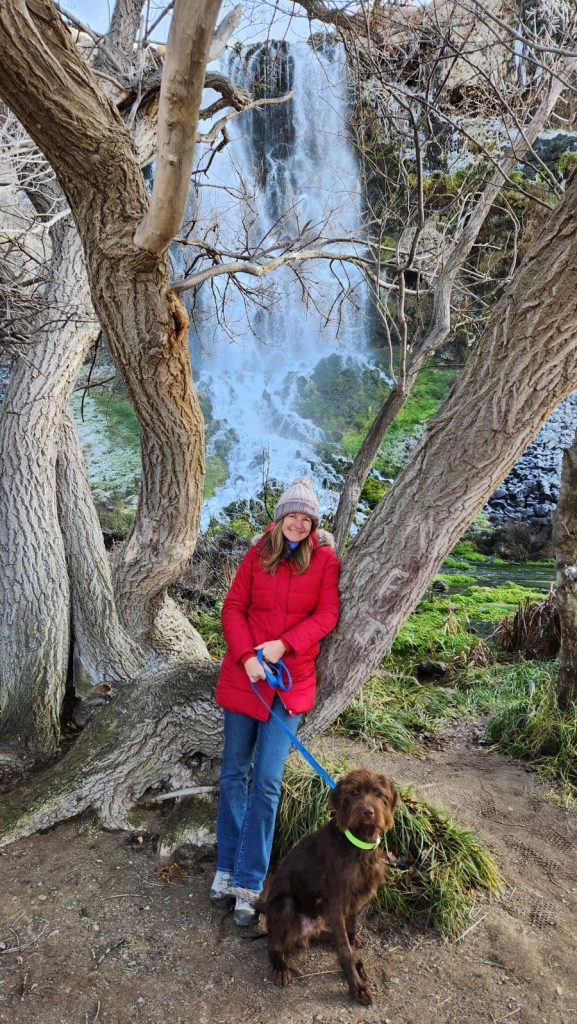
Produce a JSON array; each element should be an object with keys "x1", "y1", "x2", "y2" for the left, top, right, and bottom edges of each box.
[{"x1": 329, "y1": 769, "x2": 398, "y2": 844}]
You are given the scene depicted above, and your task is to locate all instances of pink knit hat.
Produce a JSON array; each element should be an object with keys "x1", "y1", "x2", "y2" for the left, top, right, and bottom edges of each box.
[{"x1": 274, "y1": 476, "x2": 320, "y2": 529}]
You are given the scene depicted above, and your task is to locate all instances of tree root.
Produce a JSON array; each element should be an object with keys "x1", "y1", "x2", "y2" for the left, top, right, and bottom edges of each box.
[{"x1": 0, "y1": 661, "x2": 222, "y2": 848}]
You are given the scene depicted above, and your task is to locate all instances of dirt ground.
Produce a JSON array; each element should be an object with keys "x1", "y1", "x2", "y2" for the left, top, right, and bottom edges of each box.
[{"x1": 1, "y1": 726, "x2": 576, "y2": 1024}]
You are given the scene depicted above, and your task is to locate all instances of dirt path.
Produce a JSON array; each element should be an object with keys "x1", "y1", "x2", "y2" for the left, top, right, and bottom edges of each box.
[{"x1": 1, "y1": 730, "x2": 575, "y2": 1024}]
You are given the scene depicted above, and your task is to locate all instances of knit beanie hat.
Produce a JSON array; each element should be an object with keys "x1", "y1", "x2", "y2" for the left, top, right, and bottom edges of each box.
[{"x1": 274, "y1": 476, "x2": 320, "y2": 529}]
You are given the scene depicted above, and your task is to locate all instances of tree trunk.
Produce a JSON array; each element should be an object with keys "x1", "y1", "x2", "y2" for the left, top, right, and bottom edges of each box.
[
  {"x1": 333, "y1": 383, "x2": 411, "y2": 552},
  {"x1": 0, "y1": 661, "x2": 221, "y2": 847},
  {"x1": 0, "y1": 1, "x2": 207, "y2": 642},
  {"x1": 308, "y1": 169, "x2": 577, "y2": 736},
  {"x1": 552, "y1": 437, "x2": 577, "y2": 710},
  {"x1": 0, "y1": 219, "x2": 98, "y2": 764},
  {"x1": 56, "y1": 412, "x2": 145, "y2": 693}
]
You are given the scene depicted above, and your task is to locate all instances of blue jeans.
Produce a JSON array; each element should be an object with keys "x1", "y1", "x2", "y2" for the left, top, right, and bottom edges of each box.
[{"x1": 216, "y1": 696, "x2": 302, "y2": 892}]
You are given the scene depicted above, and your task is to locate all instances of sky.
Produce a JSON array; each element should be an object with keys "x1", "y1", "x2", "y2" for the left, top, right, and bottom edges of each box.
[{"x1": 66, "y1": 0, "x2": 323, "y2": 44}]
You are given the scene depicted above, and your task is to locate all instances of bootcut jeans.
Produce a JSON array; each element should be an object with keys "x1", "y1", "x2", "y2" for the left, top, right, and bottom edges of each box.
[{"x1": 216, "y1": 695, "x2": 302, "y2": 892}]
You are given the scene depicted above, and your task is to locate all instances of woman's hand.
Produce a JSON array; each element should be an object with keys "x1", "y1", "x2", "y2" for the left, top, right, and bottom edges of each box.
[
  {"x1": 243, "y1": 656, "x2": 267, "y2": 683},
  {"x1": 255, "y1": 640, "x2": 286, "y2": 664}
]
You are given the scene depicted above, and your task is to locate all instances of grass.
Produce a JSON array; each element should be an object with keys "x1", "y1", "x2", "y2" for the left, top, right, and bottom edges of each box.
[
  {"x1": 485, "y1": 663, "x2": 577, "y2": 796},
  {"x1": 335, "y1": 670, "x2": 464, "y2": 754},
  {"x1": 275, "y1": 757, "x2": 500, "y2": 938}
]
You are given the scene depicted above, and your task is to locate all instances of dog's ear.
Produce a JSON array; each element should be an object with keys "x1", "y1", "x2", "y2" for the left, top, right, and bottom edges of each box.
[{"x1": 377, "y1": 775, "x2": 399, "y2": 810}]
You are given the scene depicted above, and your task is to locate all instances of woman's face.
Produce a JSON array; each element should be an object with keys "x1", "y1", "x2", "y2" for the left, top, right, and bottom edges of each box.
[{"x1": 281, "y1": 512, "x2": 313, "y2": 543}]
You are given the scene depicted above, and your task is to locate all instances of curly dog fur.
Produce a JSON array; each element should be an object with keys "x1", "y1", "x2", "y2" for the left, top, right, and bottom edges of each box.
[{"x1": 263, "y1": 768, "x2": 398, "y2": 1005}]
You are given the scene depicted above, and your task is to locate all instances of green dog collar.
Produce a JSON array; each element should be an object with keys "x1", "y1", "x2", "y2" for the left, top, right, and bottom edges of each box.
[{"x1": 344, "y1": 829, "x2": 380, "y2": 850}]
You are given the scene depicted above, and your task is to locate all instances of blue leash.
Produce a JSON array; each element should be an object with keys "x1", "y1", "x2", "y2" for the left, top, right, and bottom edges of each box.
[{"x1": 251, "y1": 650, "x2": 336, "y2": 790}]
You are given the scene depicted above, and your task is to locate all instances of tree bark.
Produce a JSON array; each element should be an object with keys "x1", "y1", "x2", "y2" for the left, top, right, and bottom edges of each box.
[
  {"x1": 0, "y1": 219, "x2": 98, "y2": 764},
  {"x1": 0, "y1": 0, "x2": 207, "y2": 637},
  {"x1": 308, "y1": 168, "x2": 577, "y2": 736},
  {"x1": 133, "y1": 0, "x2": 222, "y2": 253},
  {"x1": 552, "y1": 437, "x2": 577, "y2": 709},
  {"x1": 0, "y1": 661, "x2": 221, "y2": 846},
  {"x1": 56, "y1": 412, "x2": 145, "y2": 693}
]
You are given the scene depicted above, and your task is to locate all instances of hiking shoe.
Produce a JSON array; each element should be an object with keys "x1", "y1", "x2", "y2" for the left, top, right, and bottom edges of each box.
[
  {"x1": 233, "y1": 891, "x2": 260, "y2": 927},
  {"x1": 210, "y1": 869, "x2": 234, "y2": 907}
]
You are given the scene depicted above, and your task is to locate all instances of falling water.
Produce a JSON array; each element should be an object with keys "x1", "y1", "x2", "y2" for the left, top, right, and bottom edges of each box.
[{"x1": 187, "y1": 40, "x2": 380, "y2": 522}]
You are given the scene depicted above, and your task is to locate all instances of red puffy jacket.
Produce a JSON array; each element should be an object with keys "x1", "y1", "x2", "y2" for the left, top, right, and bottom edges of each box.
[{"x1": 215, "y1": 528, "x2": 340, "y2": 720}]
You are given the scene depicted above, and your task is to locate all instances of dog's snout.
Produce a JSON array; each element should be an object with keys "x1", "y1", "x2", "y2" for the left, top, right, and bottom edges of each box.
[{"x1": 361, "y1": 803, "x2": 375, "y2": 820}]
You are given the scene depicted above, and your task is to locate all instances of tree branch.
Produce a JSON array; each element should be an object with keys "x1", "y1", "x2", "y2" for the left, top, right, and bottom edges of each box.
[{"x1": 133, "y1": 0, "x2": 222, "y2": 254}]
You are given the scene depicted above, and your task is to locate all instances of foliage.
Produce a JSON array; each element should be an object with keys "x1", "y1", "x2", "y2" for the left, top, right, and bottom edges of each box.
[
  {"x1": 193, "y1": 602, "x2": 226, "y2": 659},
  {"x1": 342, "y1": 366, "x2": 459, "y2": 478},
  {"x1": 557, "y1": 149, "x2": 577, "y2": 178},
  {"x1": 335, "y1": 671, "x2": 463, "y2": 753},
  {"x1": 486, "y1": 663, "x2": 577, "y2": 796},
  {"x1": 276, "y1": 758, "x2": 500, "y2": 938},
  {"x1": 495, "y1": 590, "x2": 560, "y2": 660}
]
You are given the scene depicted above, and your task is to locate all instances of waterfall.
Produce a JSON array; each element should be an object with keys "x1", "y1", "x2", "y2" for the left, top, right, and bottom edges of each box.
[{"x1": 187, "y1": 40, "x2": 379, "y2": 522}]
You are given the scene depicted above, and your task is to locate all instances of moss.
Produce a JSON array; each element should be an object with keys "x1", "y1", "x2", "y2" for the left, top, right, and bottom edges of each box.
[
  {"x1": 449, "y1": 541, "x2": 487, "y2": 563},
  {"x1": 391, "y1": 577, "x2": 545, "y2": 665},
  {"x1": 294, "y1": 354, "x2": 390, "y2": 443},
  {"x1": 360, "y1": 475, "x2": 388, "y2": 506},
  {"x1": 204, "y1": 454, "x2": 228, "y2": 499},
  {"x1": 342, "y1": 365, "x2": 458, "y2": 478}
]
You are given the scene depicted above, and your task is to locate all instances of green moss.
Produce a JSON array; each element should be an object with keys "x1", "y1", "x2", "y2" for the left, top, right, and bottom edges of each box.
[
  {"x1": 391, "y1": 578, "x2": 545, "y2": 665},
  {"x1": 204, "y1": 454, "x2": 228, "y2": 499},
  {"x1": 360, "y1": 476, "x2": 388, "y2": 507},
  {"x1": 449, "y1": 541, "x2": 487, "y2": 563},
  {"x1": 342, "y1": 366, "x2": 458, "y2": 478},
  {"x1": 294, "y1": 354, "x2": 390, "y2": 443}
]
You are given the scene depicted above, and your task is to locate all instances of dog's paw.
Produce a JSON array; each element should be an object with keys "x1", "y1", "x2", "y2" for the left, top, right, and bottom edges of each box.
[
  {"x1": 351, "y1": 931, "x2": 363, "y2": 949},
  {"x1": 351, "y1": 980, "x2": 373, "y2": 1006},
  {"x1": 273, "y1": 966, "x2": 298, "y2": 987}
]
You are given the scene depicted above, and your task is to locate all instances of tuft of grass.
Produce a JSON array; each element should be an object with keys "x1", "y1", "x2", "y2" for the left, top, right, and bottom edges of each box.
[
  {"x1": 495, "y1": 590, "x2": 560, "y2": 660},
  {"x1": 335, "y1": 671, "x2": 463, "y2": 753},
  {"x1": 379, "y1": 786, "x2": 500, "y2": 936},
  {"x1": 485, "y1": 663, "x2": 577, "y2": 796},
  {"x1": 275, "y1": 758, "x2": 500, "y2": 938}
]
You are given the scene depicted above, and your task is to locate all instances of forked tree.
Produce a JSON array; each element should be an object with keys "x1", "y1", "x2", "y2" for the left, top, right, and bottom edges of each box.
[{"x1": 0, "y1": 0, "x2": 577, "y2": 846}]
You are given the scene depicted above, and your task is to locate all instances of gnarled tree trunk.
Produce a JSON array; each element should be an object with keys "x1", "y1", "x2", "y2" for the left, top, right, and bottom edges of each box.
[
  {"x1": 0, "y1": 219, "x2": 99, "y2": 763},
  {"x1": 307, "y1": 168, "x2": 577, "y2": 736},
  {"x1": 553, "y1": 436, "x2": 577, "y2": 710},
  {"x1": 0, "y1": 0, "x2": 218, "y2": 765}
]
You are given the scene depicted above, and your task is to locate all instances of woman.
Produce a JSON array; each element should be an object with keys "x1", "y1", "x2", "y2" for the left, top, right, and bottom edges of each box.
[{"x1": 211, "y1": 477, "x2": 340, "y2": 925}]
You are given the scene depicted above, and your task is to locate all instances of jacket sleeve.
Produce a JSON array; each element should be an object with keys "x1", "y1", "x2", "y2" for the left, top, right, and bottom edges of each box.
[
  {"x1": 281, "y1": 551, "x2": 340, "y2": 654},
  {"x1": 221, "y1": 547, "x2": 258, "y2": 664}
]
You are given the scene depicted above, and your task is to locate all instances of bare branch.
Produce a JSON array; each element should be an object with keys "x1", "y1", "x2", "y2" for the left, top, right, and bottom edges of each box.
[{"x1": 133, "y1": 0, "x2": 223, "y2": 254}]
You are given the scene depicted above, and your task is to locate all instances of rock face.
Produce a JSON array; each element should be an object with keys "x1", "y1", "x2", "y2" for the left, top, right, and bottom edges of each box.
[{"x1": 485, "y1": 391, "x2": 577, "y2": 525}]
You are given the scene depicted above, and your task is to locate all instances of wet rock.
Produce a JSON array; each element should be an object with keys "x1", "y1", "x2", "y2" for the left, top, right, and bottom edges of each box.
[{"x1": 416, "y1": 660, "x2": 448, "y2": 680}]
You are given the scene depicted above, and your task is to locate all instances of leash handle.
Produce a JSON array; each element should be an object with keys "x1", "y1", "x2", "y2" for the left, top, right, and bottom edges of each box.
[
  {"x1": 251, "y1": 650, "x2": 336, "y2": 790},
  {"x1": 256, "y1": 649, "x2": 292, "y2": 690}
]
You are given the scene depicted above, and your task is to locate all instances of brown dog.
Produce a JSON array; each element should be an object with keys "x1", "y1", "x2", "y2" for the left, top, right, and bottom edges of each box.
[{"x1": 264, "y1": 768, "x2": 398, "y2": 1005}]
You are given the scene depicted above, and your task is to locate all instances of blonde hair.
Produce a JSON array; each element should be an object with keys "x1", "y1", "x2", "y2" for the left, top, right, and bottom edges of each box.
[{"x1": 260, "y1": 520, "x2": 313, "y2": 575}]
